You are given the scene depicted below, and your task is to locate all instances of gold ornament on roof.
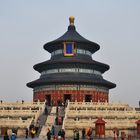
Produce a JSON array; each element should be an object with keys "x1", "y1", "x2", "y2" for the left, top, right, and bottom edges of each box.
[{"x1": 69, "y1": 16, "x2": 75, "y2": 26}]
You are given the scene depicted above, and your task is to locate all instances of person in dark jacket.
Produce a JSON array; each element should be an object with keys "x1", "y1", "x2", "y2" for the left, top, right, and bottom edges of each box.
[
  {"x1": 47, "y1": 128, "x2": 51, "y2": 140},
  {"x1": 73, "y1": 128, "x2": 79, "y2": 140},
  {"x1": 61, "y1": 129, "x2": 65, "y2": 140},
  {"x1": 3, "y1": 132, "x2": 9, "y2": 140},
  {"x1": 25, "y1": 128, "x2": 28, "y2": 139},
  {"x1": 51, "y1": 125, "x2": 55, "y2": 136},
  {"x1": 82, "y1": 128, "x2": 86, "y2": 139},
  {"x1": 58, "y1": 130, "x2": 62, "y2": 140}
]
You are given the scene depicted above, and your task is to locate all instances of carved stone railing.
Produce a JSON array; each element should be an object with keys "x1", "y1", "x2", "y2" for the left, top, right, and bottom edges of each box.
[
  {"x1": 68, "y1": 101, "x2": 134, "y2": 111},
  {"x1": 0, "y1": 118, "x2": 33, "y2": 128},
  {"x1": 0, "y1": 101, "x2": 45, "y2": 130},
  {"x1": 0, "y1": 101, "x2": 45, "y2": 111},
  {"x1": 63, "y1": 101, "x2": 140, "y2": 137}
]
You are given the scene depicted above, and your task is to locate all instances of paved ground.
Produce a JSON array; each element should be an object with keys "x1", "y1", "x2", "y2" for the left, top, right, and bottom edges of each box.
[
  {"x1": 0, "y1": 138, "x2": 107, "y2": 140},
  {"x1": 0, "y1": 137, "x2": 112, "y2": 140},
  {"x1": 0, "y1": 137, "x2": 139, "y2": 140},
  {"x1": 0, "y1": 138, "x2": 108, "y2": 140}
]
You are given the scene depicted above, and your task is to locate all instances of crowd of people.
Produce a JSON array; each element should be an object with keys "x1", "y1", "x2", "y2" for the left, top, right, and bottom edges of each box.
[
  {"x1": 3, "y1": 118, "x2": 41, "y2": 140},
  {"x1": 3, "y1": 131, "x2": 16, "y2": 140},
  {"x1": 46, "y1": 127, "x2": 65, "y2": 140},
  {"x1": 73, "y1": 127, "x2": 93, "y2": 140},
  {"x1": 45, "y1": 126, "x2": 93, "y2": 140},
  {"x1": 3, "y1": 127, "x2": 20, "y2": 140}
]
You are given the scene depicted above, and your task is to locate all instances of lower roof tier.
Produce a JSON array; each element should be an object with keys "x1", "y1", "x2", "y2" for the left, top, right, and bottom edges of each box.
[{"x1": 27, "y1": 73, "x2": 116, "y2": 89}]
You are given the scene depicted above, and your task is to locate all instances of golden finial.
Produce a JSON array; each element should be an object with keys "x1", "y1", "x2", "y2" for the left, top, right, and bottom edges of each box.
[{"x1": 69, "y1": 16, "x2": 75, "y2": 26}]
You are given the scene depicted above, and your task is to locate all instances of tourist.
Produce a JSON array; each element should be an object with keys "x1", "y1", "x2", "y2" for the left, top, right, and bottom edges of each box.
[
  {"x1": 56, "y1": 106, "x2": 58, "y2": 115},
  {"x1": 3, "y1": 132, "x2": 9, "y2": 140},
  {"x1": 25, "y1": 128, "x2": 28, "y2": 139},
  {"x1": 121, "y1": 131, "x2": 126, "y2": 140},
  {"x1": 86, "y1": 127, "x2": 92, "y2": 140},
  {"x1": 73, "y1": 128, "x2": 79, "y2": 140},
  {"x1": 10, "y1": 132, "x2": 16, "y2": 140},
  {"x1": 22, "y1": 100, "x2": 24, "y2": 104},
  {"x1": 55, "y1": 117, "x2": 58, "y2": 125},
  {"x1": 51, "y1": 125, "x2": 55, "y2": 136},
  {"x1": 29, "y1": 124, "x2": 34, "y2": 131},
  {"x1": 82, "y1": 128, "x2": 86, "y2": 139},
  {"x1": 58, "y1": 129, "x2": 65, "y2": 140},
  {"x1": 30, "y1": 127, "x2": 36, "y2": 138},
  {"x1": 58, "y1": 130, "x2": 62, "y2": 140},
  {"x1": 47, "y1": 128, "x2": 51, "y2": 140},
  {"x1": 11, "y1": 128, "x2": 17, "y2": 136},
  {"x1": 30, "y1": 120, "x2": 35, "y2": 130},
  {"x1": 35, "y1": 119, "x2": 40, "y2": 134},
  {"x1": 45, "y1": 106, "x2": 48, "y2": 115},
  {"x1": 61, "y1": 129, "x2": 65, "y2": 140}
]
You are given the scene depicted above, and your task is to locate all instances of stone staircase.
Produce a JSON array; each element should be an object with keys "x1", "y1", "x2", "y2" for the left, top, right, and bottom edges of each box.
[
  {"x1": 39, "y1": 106, "x2": 56, "y2": 139},
  {"x1": 38, "y1": 106, "x2": 66, "y2": 139},
  {"x1": 37, "y1": 106, "x2": 52, "y2": 137},
  {"x1": 54, "y1": 106, "x2": 65, "y2": 135}
]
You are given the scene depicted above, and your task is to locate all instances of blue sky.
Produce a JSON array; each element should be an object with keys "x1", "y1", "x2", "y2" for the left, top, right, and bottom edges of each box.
[{"x1": 0, "y1": 1, "x2": 140, "y2": 107}]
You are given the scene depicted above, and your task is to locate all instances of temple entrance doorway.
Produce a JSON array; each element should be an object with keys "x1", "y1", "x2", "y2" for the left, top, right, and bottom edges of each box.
[
  {"x1": 64, "y1": 94, "x2": 71, "y2": 103},
  {"x1": 85, "y1": 95, "x2": 92, "y2": 102},
  {"x1": 45, "y1": 95, "x2": 51, "y2": 106}
]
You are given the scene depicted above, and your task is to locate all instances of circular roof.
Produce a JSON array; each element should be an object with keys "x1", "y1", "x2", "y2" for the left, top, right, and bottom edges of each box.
[{"x1": 44, "y1": 17, "x2": 100, "y2": 53}]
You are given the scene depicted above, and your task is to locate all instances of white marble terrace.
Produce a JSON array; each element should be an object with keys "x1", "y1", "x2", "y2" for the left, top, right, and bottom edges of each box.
[
  {"x1": 62, "y1": 101, "x2": 140, "y2": 137},
  {"x1": 0, "y1": 101, "x2": 45, "y2": 136}
]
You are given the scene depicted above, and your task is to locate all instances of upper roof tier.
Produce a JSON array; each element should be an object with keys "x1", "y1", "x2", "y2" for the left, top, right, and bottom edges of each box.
[{"x1": 44, "y1": 17, "x2": 100, "y2": 53}]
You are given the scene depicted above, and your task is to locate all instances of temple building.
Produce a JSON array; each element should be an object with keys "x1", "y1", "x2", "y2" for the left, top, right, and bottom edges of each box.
[
  {"x1": 27, "y1": 17, "x2": 116, "y2": 105},
  {"x1": 1, "y1": 17, "x2": 140, "y2": 138}
]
